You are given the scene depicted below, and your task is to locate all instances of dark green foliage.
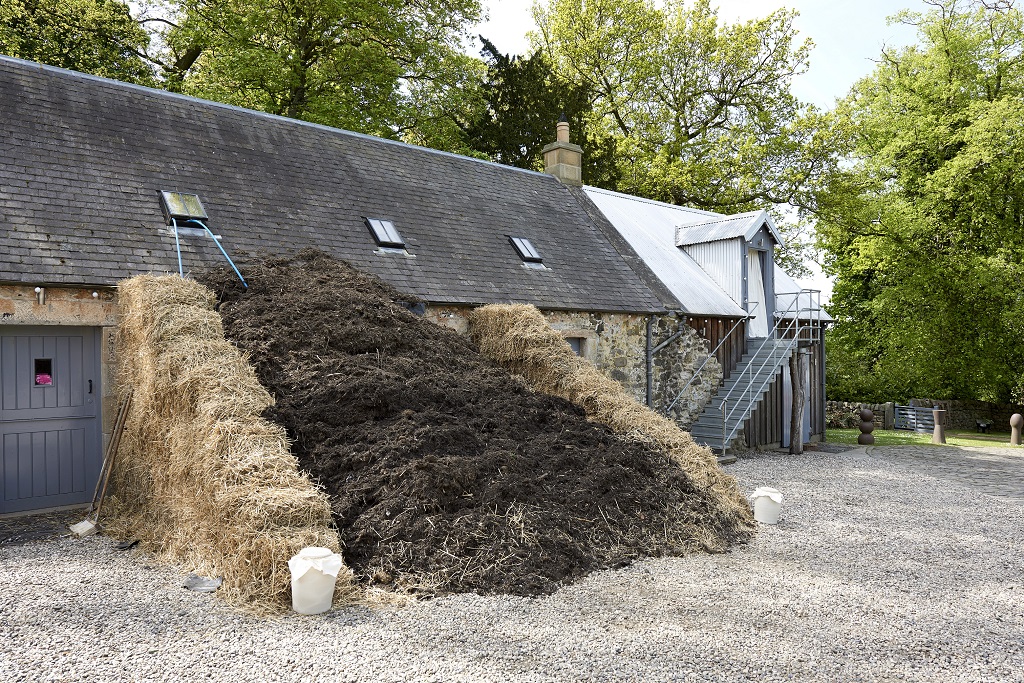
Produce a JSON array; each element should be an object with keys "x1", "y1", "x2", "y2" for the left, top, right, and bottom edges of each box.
[
  {"x1": 463, "y1": 38, "x2": 619, "y2": 187},
  {"x1": 0, "y1": 0, "x2": 155, "y2": 84},
  {"x1": 819, "y1": 0, "x2": 1024, "y2": 403}
]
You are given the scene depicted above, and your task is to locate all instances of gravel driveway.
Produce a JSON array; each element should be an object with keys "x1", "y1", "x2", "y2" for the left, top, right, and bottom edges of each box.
[{"x1": 2, "y1": 446, "x2": 1022, "y2": 682}]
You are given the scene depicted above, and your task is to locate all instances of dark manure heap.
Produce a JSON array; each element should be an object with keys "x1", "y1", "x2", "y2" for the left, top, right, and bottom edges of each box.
[{"x1": 201, "y1": 251, "x2": 751, "y2": 597}]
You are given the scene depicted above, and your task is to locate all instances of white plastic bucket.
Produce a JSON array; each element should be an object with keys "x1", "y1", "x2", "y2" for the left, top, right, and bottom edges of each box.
[
  {"x1": 288, "y1": 547, "x2": 343, "y2": 614},
  {"x1": 751, "y1": 487, "x2": 782, "y2": 525}
]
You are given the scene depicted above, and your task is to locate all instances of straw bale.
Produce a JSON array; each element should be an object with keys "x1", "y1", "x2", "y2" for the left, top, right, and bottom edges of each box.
[
  {"x1": 105, "y1": 274, "x2": 352, "y2": 612},
  {"x1": 468, "y1": 304, "x2": 753, "y2": 547}
]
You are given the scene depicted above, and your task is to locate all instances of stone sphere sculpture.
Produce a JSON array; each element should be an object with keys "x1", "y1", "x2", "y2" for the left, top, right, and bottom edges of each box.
[
  {"x1": 858, "y1": 408, "x2": 875, "y2": 445},
  {"x1": 1011, "y1": 413, "x2": 1023, "y2": 446}
]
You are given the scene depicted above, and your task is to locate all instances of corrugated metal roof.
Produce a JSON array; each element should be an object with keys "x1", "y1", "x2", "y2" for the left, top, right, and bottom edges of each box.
[
  {"x1": 675, "y1": 210, "x2": 784, "y2": 247},
  {"x1": 583, "y1": 187, "x2": 748, "y2": 317},
  {"x1": 775, "y1": 267, "x2": 834, "y2": 322}
]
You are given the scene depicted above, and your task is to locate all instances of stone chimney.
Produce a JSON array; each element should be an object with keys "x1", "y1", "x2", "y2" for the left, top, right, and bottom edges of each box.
[{"x1": 542, "y1": 114, "x2": 583, "y2": 186}]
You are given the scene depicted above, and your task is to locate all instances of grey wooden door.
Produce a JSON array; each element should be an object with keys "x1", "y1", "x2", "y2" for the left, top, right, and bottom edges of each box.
[{"x1": 0, "y1": 326, "x2": 102, "y2": 514}]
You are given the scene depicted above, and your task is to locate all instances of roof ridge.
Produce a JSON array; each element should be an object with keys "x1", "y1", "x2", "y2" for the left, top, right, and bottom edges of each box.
[
  {"x1": 0, "y1": 54, "x2": 554, "y2": 181},
  {"x1": 582, "y1": 185, "x2": 722, "y2": 218},
  {"x1": 676, "y1": 210, "x2": 765, "y2": 229}
]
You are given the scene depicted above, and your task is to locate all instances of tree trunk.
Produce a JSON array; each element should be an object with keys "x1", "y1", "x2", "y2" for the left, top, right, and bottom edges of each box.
[{"x1": 790, "y1": 349, "x2": 807, "y2": 455}]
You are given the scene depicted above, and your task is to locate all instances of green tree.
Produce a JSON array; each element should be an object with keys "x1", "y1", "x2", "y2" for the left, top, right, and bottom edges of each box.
[
  {"x1": 150, "y1": 0, "x2": 483, "y2": 141},
  {"x1": 0, "y1": 0, "x2": 155, "y2": 84},
  {"x1": 818, "y1": 0, "x2": 1024, "y2": 403},
  {"x1": 462, "y1": 38, "x2": 618, "y2": 186},
  {"x1": 531, "y1": 0, "x2": 841, "y2": 273}
]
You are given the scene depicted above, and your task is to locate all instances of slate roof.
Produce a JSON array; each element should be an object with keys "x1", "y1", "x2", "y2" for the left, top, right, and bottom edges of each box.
[
  {"x1": 0, "y1": 56, "x2": 663, "y2": 314},
  {"x1": 674, "y1": 210, "x2": 784, "y2": 247}
]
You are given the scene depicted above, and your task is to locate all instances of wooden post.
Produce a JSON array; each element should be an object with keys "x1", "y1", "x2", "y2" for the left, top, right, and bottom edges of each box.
[{"x1": 789, "y1": 349, "x2": 808, "y2": 454}]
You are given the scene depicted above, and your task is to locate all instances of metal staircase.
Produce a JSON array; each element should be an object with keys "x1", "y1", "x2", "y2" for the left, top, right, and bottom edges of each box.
[
  {"x1": 687, "y1": 338, "x2": 792, "y2": 452},
  {"x1": 665, "y1": 288, "x2": 821, "y2": 456}
]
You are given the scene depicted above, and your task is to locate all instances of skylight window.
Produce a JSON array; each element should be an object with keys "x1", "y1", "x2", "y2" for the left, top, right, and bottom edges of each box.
[
  {"x1": 366, "y1": 218, "x2": 405, "y2": 248},
  {"x1": 159, "y1": 191, "x2": 208, "y2": 223},
  {"x1": 509, "y1": 236, "x2": 542, "y2": 263}
]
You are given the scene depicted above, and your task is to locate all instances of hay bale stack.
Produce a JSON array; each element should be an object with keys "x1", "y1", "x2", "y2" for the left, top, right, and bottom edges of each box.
[
  {"x1": 107, "y1": 274, "x2": 352, "y2": 611},
  {"x1": 469, "y1": 304, "x2": 753, "y2": 545}
]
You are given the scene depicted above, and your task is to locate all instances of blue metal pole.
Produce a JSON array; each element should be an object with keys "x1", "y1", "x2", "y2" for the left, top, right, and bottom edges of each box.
[
  {"x1": 171, "y1": 218, "x2": 184, "y2": 277},
  {"x1": 187, "y1": 220, "x2": 248, "y2": 288}
]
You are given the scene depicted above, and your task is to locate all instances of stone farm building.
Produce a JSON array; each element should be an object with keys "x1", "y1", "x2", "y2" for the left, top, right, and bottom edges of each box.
[{"x1": 0, "y1": 56, "x2": 828, "y2": 514}]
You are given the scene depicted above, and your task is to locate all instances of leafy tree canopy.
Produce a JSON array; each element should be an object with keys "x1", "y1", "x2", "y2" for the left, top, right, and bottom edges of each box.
[
  {"x1": 0, "y1": 0, "x2": 155, "y2": 84},
  {"x1": 530, "y1": 0, "x2": 840, "y2": 273},
  {"x1": 819, "y1": 0, "x2": 1024, "y2": 403},
  {"x1": 150, "y1": 0, "x2": 484, "y2": 141}
]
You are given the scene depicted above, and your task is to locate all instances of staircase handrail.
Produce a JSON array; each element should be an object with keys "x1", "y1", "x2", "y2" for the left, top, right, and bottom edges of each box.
[
  {"x1": 717, "y1": 288, "x2": 821, "y2": 452},
  {"x1": 663, "y1": 306, "x2": 753, "y2": 415}
]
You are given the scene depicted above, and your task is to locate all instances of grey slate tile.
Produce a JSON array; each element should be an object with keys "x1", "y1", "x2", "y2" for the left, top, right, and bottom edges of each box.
[{"x1": 0, "y1": 56, "x2": 664, "y2": 313}]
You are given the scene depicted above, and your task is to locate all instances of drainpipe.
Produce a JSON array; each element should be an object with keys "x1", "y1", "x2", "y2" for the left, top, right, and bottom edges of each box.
[
  {"x1": 820, "y1": 324, "x2": 828, "y2": 441},
  {"x1": 646, "y1": 317, "x2": 654, "y2": 407}
]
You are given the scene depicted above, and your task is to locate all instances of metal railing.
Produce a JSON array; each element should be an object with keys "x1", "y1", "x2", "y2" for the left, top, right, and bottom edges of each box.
[
  {"x1": 715, "y1": 289, "x2": 823, "y2": 456},
  {"x1": 894, "y1": 405, "x2": 936, "y2": 433}
]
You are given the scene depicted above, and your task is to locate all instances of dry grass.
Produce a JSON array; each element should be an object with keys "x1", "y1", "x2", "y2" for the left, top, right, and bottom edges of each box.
[
  {"x1": 469, "y1": 304, "x2": 754, "y2": 548},
  {"x1": 105, "y1": 275, "x2": 354, "y2": 612}
]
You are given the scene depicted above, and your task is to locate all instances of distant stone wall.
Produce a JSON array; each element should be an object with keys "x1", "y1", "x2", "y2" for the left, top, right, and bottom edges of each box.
[
  {"x1": 827, "y1": 399, "x2": 1024, "y2": 431},
  {"x1": 906, "y1": 399, "x2": 1024, "y2": 431},
  {"x1": 424, "y1": 306, "x2": 719, "y2": 425},
  {"x1": 827, "y1": 401, "x2": 893, "y2": 429}
]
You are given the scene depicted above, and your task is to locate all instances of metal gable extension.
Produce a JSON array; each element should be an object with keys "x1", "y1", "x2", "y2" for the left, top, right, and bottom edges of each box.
[{"x1": 674, "y1": 210, "x2": 784, "y2": 248}]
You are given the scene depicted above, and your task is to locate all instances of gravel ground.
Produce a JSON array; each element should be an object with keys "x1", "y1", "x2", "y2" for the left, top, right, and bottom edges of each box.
[{"x1": 2, "y1": 447, "x2": 1022, "y2": 682}]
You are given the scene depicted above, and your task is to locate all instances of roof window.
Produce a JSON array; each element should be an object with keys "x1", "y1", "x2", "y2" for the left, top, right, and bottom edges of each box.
[
  {"x1": 366, "y1": 218, "x2": 405, "y2": 248},
  {"x1": 159, "y1": 191, "x2": 208, "y2": 223},
  {"x1": 509, "y1": 236, "x2": 544, "y2": 268}
]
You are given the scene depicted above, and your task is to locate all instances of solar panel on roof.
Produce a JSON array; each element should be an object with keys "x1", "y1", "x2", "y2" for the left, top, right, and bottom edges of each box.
[
  {"x1": 509, "y1": 236, "x2": 542, "y2": 262},
  {"x1": 159, "y1": 191, "x2": 208, "y2": 223},
  {"x1": 366, "y1": 218, "x2": 405, "y2": 248}
]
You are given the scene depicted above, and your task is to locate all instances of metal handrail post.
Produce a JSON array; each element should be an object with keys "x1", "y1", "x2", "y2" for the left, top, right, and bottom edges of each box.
[
  {"x1": 721, "y1": 401, "x2": 727, "y2": 458},
  {"x1": 171, "y1": 218, "x2": 184, "y2": 277}
]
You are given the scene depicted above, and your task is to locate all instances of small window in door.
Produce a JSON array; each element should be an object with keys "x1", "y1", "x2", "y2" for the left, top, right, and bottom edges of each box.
[{"x1": 34, "y1": 358, "x2": 54, "y2": 386}]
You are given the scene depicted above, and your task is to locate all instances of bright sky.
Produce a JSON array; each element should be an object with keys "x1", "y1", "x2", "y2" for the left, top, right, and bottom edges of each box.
[{"x1": 469, "y1": 1, "x2": 925, "y2": 299}]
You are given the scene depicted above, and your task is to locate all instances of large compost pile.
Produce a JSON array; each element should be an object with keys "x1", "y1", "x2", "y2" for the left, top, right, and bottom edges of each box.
[{"x1": 202, "y1": 251, "x2": 752, "y2": 596}]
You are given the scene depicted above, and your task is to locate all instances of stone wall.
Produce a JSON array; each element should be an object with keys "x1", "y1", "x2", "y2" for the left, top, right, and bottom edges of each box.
[
  {"x1": 827, "y1": 399, "x2": 1024, "y2": 432},
  {"x1": 0, "y1": 284, "x2": 120, "y2": 443},
  {"x1": 649, "y1": 315, "x2": 722, "y2": 429},
  {"x1": 425, "y1": 305, "x2": 719, "y2": 424},
  {"x1": 906, "y1": 399, "x2": 1024, "y2": 431}
]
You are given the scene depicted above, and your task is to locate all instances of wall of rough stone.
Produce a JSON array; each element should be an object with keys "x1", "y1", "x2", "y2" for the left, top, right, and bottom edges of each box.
[
  {"x1": 425, "y1": 305, "x2": 719, "y2": 422},
  {"x1": 827, "y1": 399, "x2": 1024, "y2": 432},
  {"x1": 826, "y1": 401, "x2": 893, "y2": 429},
  {"x1": 0, "y1": 284, "x2": 120, "y2": 443},
  {"x1": 649, "y1": 315, "x2": 722, "y2": 429}
]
